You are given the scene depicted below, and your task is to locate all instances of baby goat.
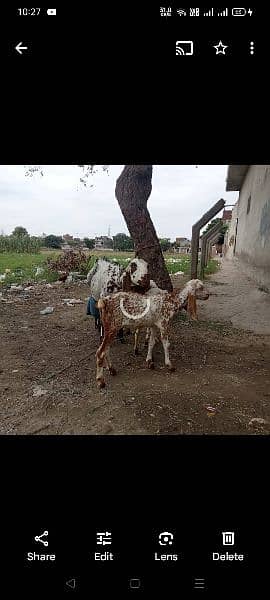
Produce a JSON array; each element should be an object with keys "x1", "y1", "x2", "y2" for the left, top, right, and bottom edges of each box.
[{"x1": 96, "y1": 279, "x2": 209, "y2": 388}]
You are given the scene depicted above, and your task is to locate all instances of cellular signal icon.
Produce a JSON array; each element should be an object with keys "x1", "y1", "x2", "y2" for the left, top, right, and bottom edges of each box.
[
  {"x1": 176, "y1": 41, "x2": 194, "y2": 55},
  {"x1": 177, "y1": 8, "x2": 187, "y2": 16},
  {"x1": 218, "y1": 8, "x2": 228, "y2": 16}
]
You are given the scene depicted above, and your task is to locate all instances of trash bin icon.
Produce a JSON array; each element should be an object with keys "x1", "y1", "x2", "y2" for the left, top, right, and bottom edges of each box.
[{"x1": 222, "y1": 532, "x2": 235, "y2": 545}]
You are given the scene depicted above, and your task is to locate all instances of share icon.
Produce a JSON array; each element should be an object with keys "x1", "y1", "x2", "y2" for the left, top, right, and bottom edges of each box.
[{"x1": 34, "y1": 530, "x2": 49, "y2": 547}]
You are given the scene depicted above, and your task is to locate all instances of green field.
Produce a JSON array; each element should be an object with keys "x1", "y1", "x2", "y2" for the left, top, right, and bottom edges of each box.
[
  {"x1": 0, "y1": 252, "x2": 60, "y2": 285},
  {"x1": 0, "y1": 250, "x2": 219, "y2": 286}
]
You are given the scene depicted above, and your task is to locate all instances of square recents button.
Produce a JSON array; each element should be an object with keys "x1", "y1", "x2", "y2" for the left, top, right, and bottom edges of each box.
[{"x1": 129, "y1": 578, "x2": 141, "y2": 589}]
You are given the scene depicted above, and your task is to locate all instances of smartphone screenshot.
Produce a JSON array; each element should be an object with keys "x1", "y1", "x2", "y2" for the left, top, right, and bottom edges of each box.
[{"x1": 1, "y1": 5, "x2": 269, "y2": 597}]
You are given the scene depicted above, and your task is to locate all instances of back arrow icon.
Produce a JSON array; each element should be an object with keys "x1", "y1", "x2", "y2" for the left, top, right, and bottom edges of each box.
[
  {"x1": 15, "y1": 42, "x2": 28, "y2": 54},
  {"x1": 66, "y1": 579, "x2": 76, "y2": 589}
]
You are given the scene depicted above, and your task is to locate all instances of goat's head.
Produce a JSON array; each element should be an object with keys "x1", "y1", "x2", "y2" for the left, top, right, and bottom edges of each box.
[
  {"x1": 186, "y1": 279, "x2": 209, "y2": 300},
  {"x1": 180, "y1": 279, "x2": 209, "y2": 313},
  {"x1": 181, "y1": 280, "x2": 209, "y2": 321},
  {"x1": 125, "y1": 258, "x2": 150, "y2": 290}
]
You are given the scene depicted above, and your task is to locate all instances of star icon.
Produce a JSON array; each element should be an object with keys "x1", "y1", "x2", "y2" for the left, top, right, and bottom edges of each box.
[{"x1": 213, "y1": 40, "x2": 228, "y2": 55}]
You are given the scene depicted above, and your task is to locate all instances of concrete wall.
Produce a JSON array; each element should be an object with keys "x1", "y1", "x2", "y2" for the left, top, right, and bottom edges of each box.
[
  {"x1": 224, "y1": 202, "x2": 239, "y2": 260},
  {"x1": 234, "y1": 165, "x2": 270, "y2": 288}
]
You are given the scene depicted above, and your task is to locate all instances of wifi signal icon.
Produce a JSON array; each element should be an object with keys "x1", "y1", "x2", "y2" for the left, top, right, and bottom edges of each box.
[
  {"x1": 176, "y1": 41, "x2": 194, "y2": 55},
  {"x1": 177, "y1": 8, "x2": 187, "y2": 16}
]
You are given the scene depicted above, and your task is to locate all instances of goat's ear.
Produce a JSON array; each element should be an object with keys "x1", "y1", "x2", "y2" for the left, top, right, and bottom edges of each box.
[
  {"x1": 187, "y1": 293, "x2": 198, "y2": 320},
  {"x1": 122, "y1": 271, "x2": 132, "y2": 292}
]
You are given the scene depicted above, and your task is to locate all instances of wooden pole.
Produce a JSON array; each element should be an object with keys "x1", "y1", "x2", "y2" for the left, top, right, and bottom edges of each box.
[
  {"x1": 206, "y1": 232, "x2": 222, "y2": 262},
  {"x1": 191, "y1": 198, "x2": 225, "y2": 278},
  {"x1": 200, "y1": 221, "x2": 223, "y2": 278}
]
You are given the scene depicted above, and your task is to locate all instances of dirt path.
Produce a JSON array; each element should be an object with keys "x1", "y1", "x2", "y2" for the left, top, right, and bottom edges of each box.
[
  {"x1": 1, "y1": 273, "x2": 270, "y2": 435},
  {"x1": 200, "y1": 257, "x2": 270, "y2": 334}
]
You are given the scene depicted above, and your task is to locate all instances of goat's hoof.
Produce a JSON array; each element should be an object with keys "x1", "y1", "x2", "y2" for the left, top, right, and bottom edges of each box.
[
  {"x1": 146, "y1": 360, "x2": 154, "y2": 369},
  {"x1": 109, "y1": 367, "x2": 117, "y2": 376},
  {"x1": 168, "y1": 365, "x2": 176, "y2": 372},
  {"x1": 97, "y1": 378, "x2": 106, "y2": 389}
]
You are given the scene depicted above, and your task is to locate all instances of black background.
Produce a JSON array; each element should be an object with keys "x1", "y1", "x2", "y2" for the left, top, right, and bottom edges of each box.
[
  {"x1": 2, "y1": 436, "x2": 269, "y2": 595},
  {"x1": 1, "y1": 4, "x2": 269, "y2": 597}
]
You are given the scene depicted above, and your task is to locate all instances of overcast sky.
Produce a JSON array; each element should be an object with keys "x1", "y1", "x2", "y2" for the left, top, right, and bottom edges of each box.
[{"x1": 0, "y1": 165, "x2": 238, "y2": 240}]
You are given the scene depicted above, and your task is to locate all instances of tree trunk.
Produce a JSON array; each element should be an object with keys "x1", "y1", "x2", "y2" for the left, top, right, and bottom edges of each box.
[{"x1": 115, "y1": 165, "x2": 173, "y2": 291}]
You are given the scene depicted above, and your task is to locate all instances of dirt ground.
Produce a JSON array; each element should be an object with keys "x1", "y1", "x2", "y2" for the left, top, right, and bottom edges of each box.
[
  {"x1": 200, "y1": 257, "x2": 270, "y2": 335},
  {"x1": 1, "y1": 262, "x2": 270, "y2": 435}
]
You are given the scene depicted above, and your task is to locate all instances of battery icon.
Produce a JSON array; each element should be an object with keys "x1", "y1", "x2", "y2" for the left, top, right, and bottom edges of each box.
[
  {"x1": 47, "y1": 8, "x2": 57, "y2": 15},
  {"x1": 232, "y1": 8, "x2": 247, "y2": 16}
]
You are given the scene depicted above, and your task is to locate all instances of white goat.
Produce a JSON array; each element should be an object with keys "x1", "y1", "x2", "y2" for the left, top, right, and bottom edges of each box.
[{"x1": 86, "y1": 256, "x2": 150, "y2": 338}]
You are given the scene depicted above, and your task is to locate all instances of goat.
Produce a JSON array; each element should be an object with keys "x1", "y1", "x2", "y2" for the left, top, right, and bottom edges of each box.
[
  {"x1": 86, "y1": 256, "x2": 151, "y2": 340},
  {"x1": 133, "y1": 279, "x2": 206, "y2": 354},
  {"x1": 87, "y1": 257, "x2": 123, "y2": 299},
  {"x1": 86, "y1": 258, "x2": 123, "y2": 334},
  {"x1": 133, "y1": 280, "x2": 166, "y2": 355},
  {"x1": 96, "y1": 279, "x2": 209, "y2": 388}
]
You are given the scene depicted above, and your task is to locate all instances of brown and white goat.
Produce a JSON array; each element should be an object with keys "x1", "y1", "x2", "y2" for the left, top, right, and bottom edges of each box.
[
  {"x1": 133, "y1": 279, "x2": 206, "y2": 355},
  {"x1": 96, "y1": 279, "x2": 209, "y2": 388}
]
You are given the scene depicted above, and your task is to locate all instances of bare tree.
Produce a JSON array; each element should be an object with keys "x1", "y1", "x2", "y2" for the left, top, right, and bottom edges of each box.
[{"x1": 115, "y1": 166, "x2": 172, "y2": 291}]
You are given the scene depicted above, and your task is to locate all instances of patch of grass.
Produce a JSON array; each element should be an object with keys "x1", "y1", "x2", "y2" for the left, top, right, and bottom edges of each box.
[
  {"x1": 165, "y1": 255, "x2": 191, "y2": 275},
  {"x1": 0, "y1": 250, "x2": 192, "y2": 285},
  {"x1": 0, "y1": 252, "x2": 59, "y2": 285},
  {"x1": 203, "y1": 259, "x2": 220, "y2": 276},
  {"x1": 83, "y1": 250, "x2": 192, "y2": 275},
  {"x1": 195, "y1": 318, "x2": 243, "y2": 337},
  {"x1": 174, "y1": 312, "x2": 189, "y2": 323},
  {"x1": 88, "y1": 250, "x2": 134, "y2": 260},
  {"x1": 203, "y1": 320, "x2": 231, "y2": 332}
]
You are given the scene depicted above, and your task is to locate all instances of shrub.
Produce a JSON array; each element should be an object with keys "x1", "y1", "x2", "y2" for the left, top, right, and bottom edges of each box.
[{"x1": 46, "y1": 250, "x2": 90, "y2": 275}]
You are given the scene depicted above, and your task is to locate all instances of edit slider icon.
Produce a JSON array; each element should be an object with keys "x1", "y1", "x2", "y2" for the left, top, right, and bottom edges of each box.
[{"x1": 96, "y1": 531, "x2": 112, "y2": 545}]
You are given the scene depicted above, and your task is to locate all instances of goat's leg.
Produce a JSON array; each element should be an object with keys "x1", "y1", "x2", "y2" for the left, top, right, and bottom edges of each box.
[
  {"x1": 99, "y1": 320, "x2": 105, "y2": 343},
  {"x1": 134, "y1": 328, "x2": 139, "y2": 355},
  {"x1": 117, "y1": 327, "x2": 125, "y2": 343},
  {"x1": 96, "y1": 338, "x2": 107, "y2": 388},
  {"x1": 104, "y1": 346, "x2": 117, "y2": 376},
  {"x1": 144, "y1": 327, "x2": 151, "y2": 347},
  {"x1": 96, "y1": 330, "x2": 117, "y2": 388},
  {"x1": 160, "y1": 327, "x2": 175, "y2": 372},
  {"x1": 146, "y1": 327, "x2": 157, "y2": 369}
]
